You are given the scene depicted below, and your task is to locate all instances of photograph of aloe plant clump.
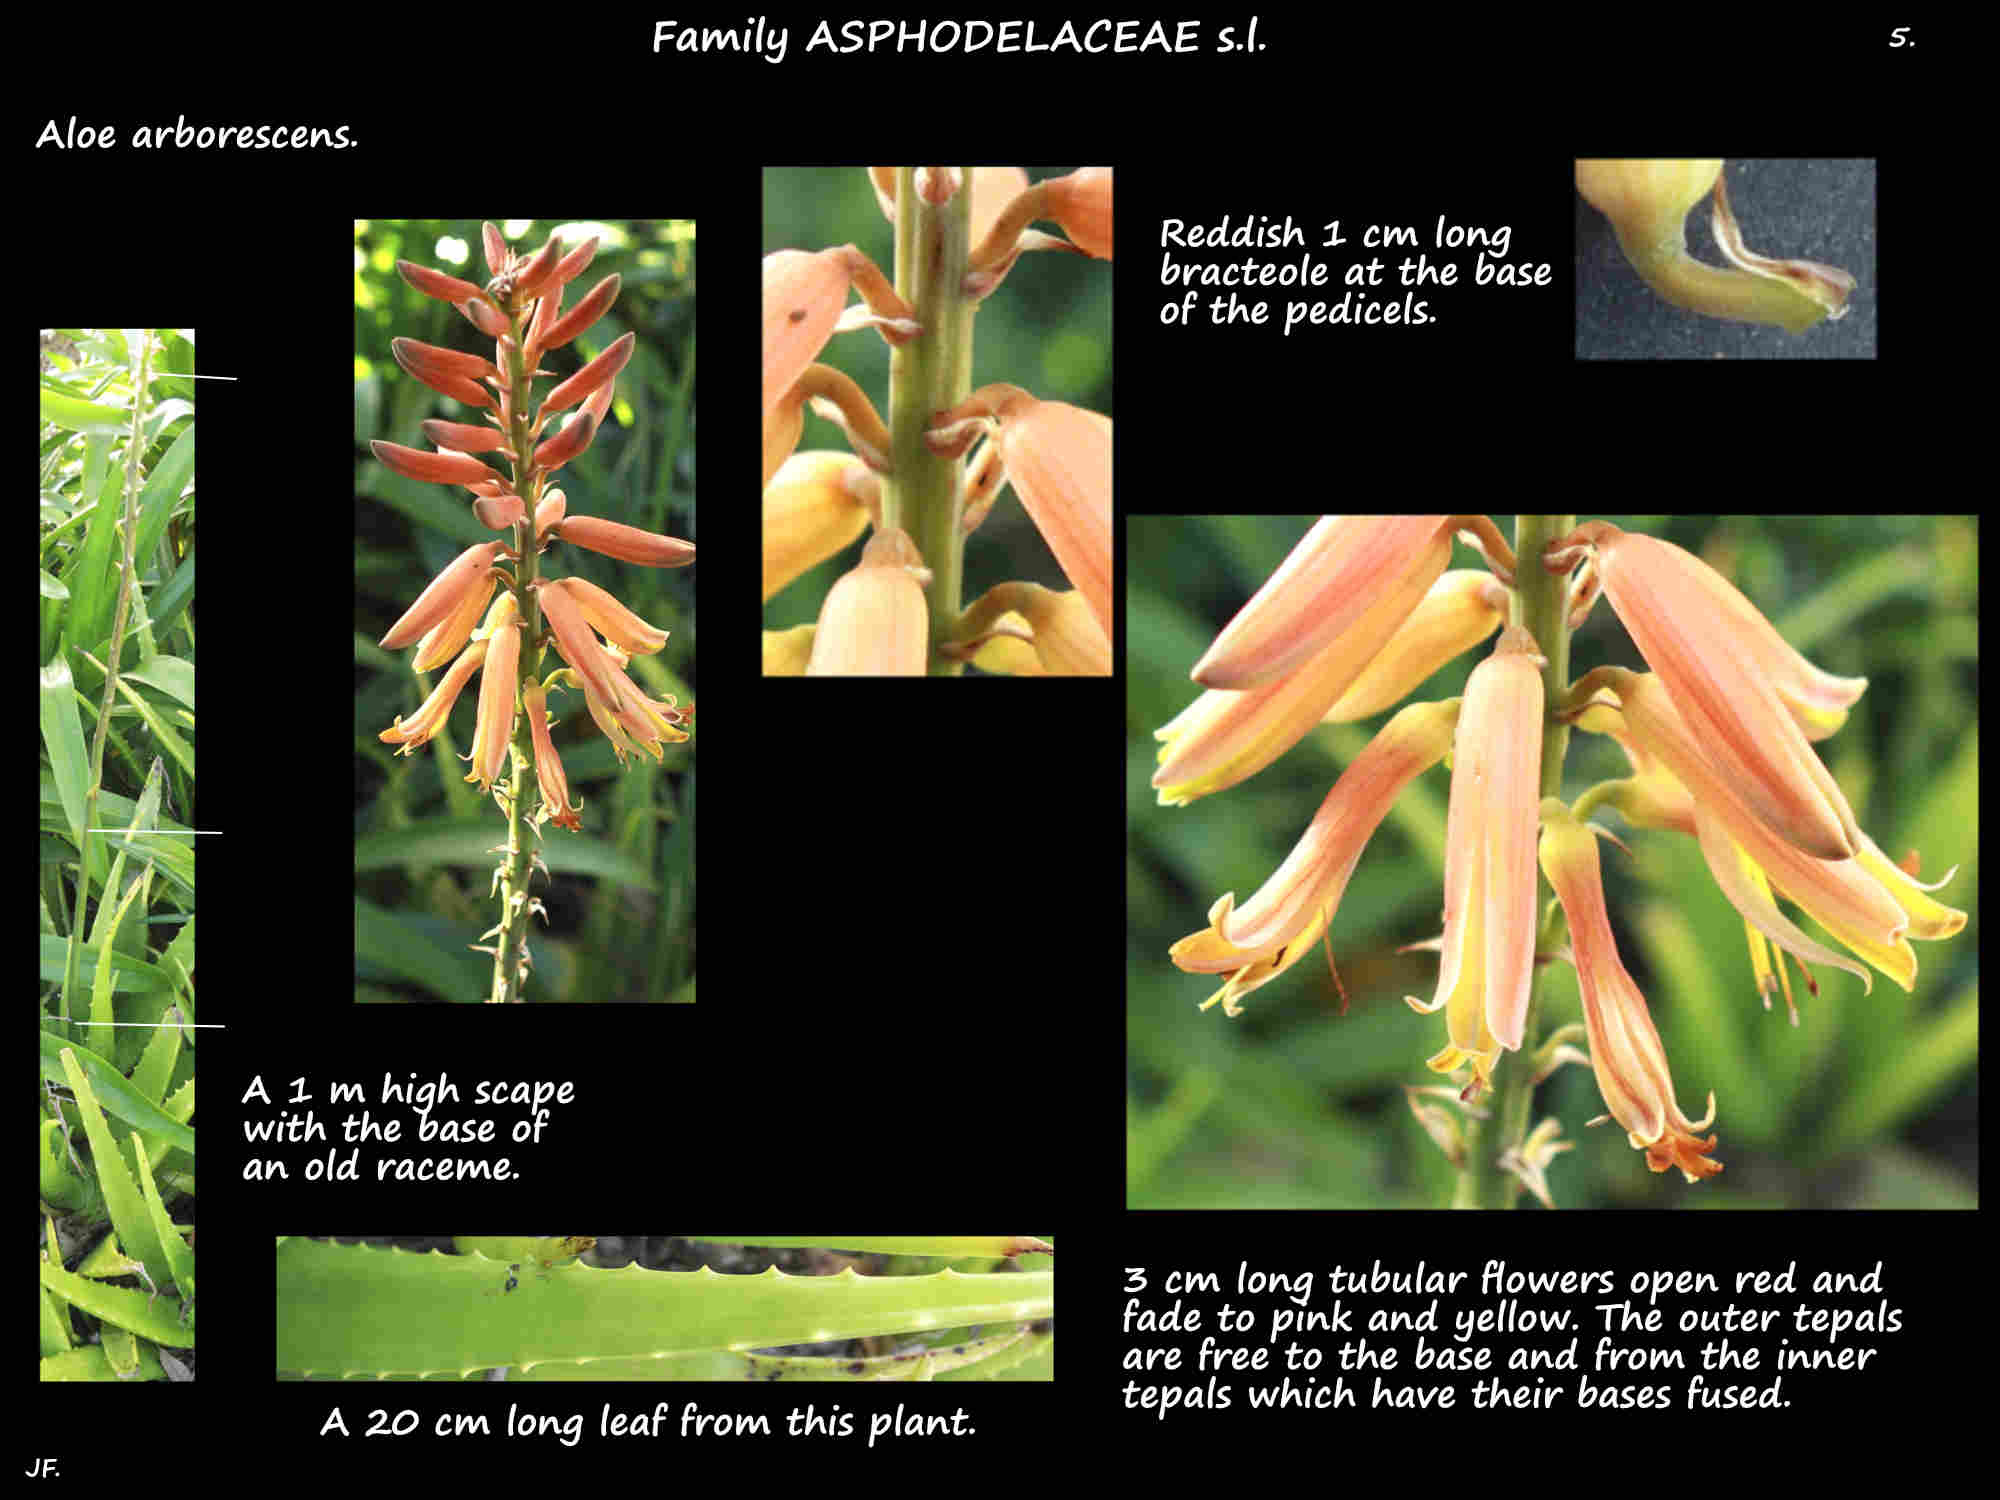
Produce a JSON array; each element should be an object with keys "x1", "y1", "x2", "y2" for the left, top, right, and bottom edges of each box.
[
  {"x1": 355, "y1": 220, "x2": 697, "y2": 1003},
  {"x1": 40, "y1": 328, "x2": 197, "y2": 1380},
  {"x1": 276, "y1": 1237, "x2": 1052, "y2": 1380}
]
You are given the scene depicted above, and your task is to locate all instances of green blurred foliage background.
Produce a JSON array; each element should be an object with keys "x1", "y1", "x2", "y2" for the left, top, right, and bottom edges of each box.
[
  {"x1": 1128, "y1": 515, "x2": 1978, "y2": 1209},
  {"x1": 354, "y1": 219, "x2": 697, "y2": 1002},
  {"x1": 762, "y1": 168, "x2": 1112, "y2": 640}
]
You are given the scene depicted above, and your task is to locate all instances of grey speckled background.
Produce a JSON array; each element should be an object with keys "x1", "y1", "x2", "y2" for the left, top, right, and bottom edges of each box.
[{"x1": 1574, "y1": 159, "x2": 1875, "y2": 361}]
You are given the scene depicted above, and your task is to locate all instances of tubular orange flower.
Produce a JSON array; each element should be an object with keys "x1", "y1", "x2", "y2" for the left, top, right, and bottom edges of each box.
[
  {"x1": 1547, "y1": 520, "x2": 1862, "y2": 860},
  {"x1": 1539, "y1": 802, "x2": 1723, "y2": 1183},
  {"x1": 805, "y1": 529, "x2": 931, "y2": 677},
  {"x1": 934, "y1": 386, "x2": 1111, "y2": 638},
  {"x1": 543, "y1": 575, "x2": 668, "y2": 655},
  {"x1": 554, "y1": 514, "x2": 696, "y2": 568},
  {"x1": 521, "y1": 682, "x2": 581, "y2": 832},
  {"x1": 1151, "y1": 526, "x2": 1453, "y2": 806},
  {"x1": 467, "y1": 596, "x2": 521, "y2": 792},
  {"x1": 1194, "y1": 516, "x2": 1452, "y2": 691},
  {"x1": 1170, "y1": 698, "x2": 1460, "y2": 1015},
  {"x1": 378, "y1": 541, "x2": 508, "y2": 650},
  {"x1": 411, "y1": 572, "x2": 498, "y2": 673},
  {"x1": 534, "y1": 575, "x2": 626, "y2": 712},
  {"x1": 379, "y1": 639, "x2": 488, "y2": 752},
  {"x1": 1406, "y1": 626, "x2": 1545, "y2": 1086},
  {"x1": 1323, "y1": 568, "x2": 1511, "y2": 723}
]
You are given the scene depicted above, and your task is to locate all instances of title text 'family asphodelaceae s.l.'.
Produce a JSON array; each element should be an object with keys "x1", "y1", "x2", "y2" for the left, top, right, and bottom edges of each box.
[
  {"x1": 372, "y1": 222, "x2": 695, "y2": 1003},
  {"x1": 1159, "y1": 517, "x2": 1963, "y2": 1204},
  {"x1": 763, "y1": 168, "x2": 1111, "y2": 676}
]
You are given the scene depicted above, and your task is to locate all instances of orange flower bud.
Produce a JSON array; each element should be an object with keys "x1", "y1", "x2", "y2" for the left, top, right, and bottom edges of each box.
[
  {"x1": 421, "y1": 419, "x2": 507, "y2": 455},
  {"x1": 540, "y1": 273, "x2": 621, "y2": 353},
  {"x1": 532, "y1": 410, "x2": 597, "y2": 471},
  {"x1": 379, "y1": 541, "x2": 509, "y2": 650},
  {"x1": 459, "y1": 295, "x2": 510, "y2": 338},
  {"x1": 507, "y1": 235, "x2": 565, "y2": 302},
  {"x1": 541, "y1": 331, "x2": 635, "y2": 415},
  {"x1": 396, "y1": 259, "x2": 483, "y2": 304},
  {"x1": 390, "y1": 337, "x2": 497, "y2": 409},
  {"x1": 472, "y1": 493, "x2": 527, "y2": 529},
  {"x1": 371, "y1": 439, "x2": 503, "y2": 488},
  {"x1": 553, "y1": 236, "x2": 599, "y2": 289},
  {"x1": 554, "y1": 514, "x2": 696, "y2": 567},
  {"x1": 534, "y1": 490, "x2": 567, "y2": 538}
]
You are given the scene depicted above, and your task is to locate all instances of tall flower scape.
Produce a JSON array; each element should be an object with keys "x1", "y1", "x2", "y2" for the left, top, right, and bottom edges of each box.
[
  {"x1": 1158, "y1": 517, "x2": 1965, "y2": 1205},
  {"x1": 763, "y1": 167, "x2": 1112, "y2": 676},
  {"x1": 373, "y1": 224, "x2": 695, "y2": 1004}
]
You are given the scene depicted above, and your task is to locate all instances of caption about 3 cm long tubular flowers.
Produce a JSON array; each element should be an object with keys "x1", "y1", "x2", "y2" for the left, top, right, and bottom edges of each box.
[
  {"x1": 1159, "y1": 217, "x2": 1553, "y2": 332},
  {"x1": 1123, "y1": 1259, "x2": 1902, "y2": 1415}
]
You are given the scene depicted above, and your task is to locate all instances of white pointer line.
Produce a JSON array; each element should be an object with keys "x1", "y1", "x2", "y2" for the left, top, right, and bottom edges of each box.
[
  {"x1": 60, "y1": 1021, "x2": 224, "y2": 1029},
  {"x1": 87, "y1": 829, "x2": 222, "y2": 834}
]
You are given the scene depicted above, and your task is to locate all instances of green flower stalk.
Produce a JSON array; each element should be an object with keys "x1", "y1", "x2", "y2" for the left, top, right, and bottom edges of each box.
[{"x1": 372, "y1": 223, "x2": 696, "y2": 1003}]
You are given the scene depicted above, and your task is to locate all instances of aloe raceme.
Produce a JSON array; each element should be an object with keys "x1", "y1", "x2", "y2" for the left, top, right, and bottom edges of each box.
[{"x1": 372, "y1": 222, "x2": 696, "y2": 1003}]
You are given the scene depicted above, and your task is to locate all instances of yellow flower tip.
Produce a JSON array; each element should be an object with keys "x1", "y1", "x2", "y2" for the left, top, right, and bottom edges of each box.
[
  {"x1": 1324, "y1": 569, "x2": 1508, "y2": 723},
  {"x1": 762, "y1": 624, "x2": 817, "y2": 676},
  {"x1": 762, "y1": 450, "x2": 874, "y2": 603},
  {"x1": 1192, "y1": 515, "x2": 1452, "y2": 692},
  {"x1": 805, "y1": 528, "x2": 931, "y2": 677}
]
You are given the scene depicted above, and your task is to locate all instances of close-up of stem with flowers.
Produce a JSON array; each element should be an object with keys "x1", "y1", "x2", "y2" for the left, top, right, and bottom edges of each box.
[
  {"x1": 1130, "y1": 516, "x2": 1976, "y2": 1209},
  {"x1": 357, "y1": 221, "x2": 697, "y2": 1003},
  {"x1": 763, "y1": 167, "x2": 1112, "y2": 676}
]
